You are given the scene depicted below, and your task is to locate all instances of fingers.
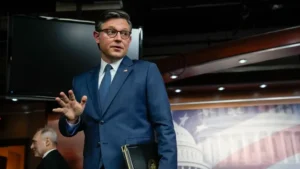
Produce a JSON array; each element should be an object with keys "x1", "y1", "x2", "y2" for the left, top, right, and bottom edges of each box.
[
  {"x1": 68, "y1": 90, "x2": 76, "y2": 101},
  {"x1": 59, "y1": 92, "x2": 69, "y2": 103},
  {"x1": 52, "y1": 108, "x2": 65, "y2": 113},
  {"x1": 80, "y1": 95, "x2": 88, "y2": 106},
  {"x1": 55, "y1": 97, "x2": 67, "y2": 107}
]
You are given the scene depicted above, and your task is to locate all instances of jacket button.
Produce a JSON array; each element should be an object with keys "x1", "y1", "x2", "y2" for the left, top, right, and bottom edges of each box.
[
  {"x1": 100, "y1": 120, "x2": 104, "y2": 124},
  {"x1": 97, "y1": 142, "x2": 101, "y2": 147}
]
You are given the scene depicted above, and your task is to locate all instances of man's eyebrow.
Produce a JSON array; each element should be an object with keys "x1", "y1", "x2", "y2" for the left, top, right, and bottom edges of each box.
[
  {"x1": 104, "y1": 26, "x2": 129, "y2": 31},
  {"x1": 104, "y1": 26, "x2": 116, "y2": 29}
]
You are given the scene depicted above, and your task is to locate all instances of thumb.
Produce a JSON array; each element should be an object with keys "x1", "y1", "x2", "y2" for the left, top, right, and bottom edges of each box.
[{"x1": 80, "y1": 95, "x2": 87, "y2": 106}]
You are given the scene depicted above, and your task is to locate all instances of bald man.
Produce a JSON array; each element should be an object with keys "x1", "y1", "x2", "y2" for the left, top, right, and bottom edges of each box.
[{"x1": 30, "y1": 127, "x2": 70, "y2": 169}]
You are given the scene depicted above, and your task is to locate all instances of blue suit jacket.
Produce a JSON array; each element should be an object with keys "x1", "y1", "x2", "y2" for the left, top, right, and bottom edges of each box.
[{"x1": 58, "y1": 56, "x2": 177, "y2": 169}]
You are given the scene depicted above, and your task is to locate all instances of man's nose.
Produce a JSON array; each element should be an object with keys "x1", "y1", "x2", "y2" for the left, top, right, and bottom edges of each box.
[{"x1": 114, "y1": 32, "x2": 122, "y2": 41}]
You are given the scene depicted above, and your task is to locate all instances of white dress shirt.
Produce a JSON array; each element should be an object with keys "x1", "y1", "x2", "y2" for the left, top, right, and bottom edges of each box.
[
  {"x1": 67, "y1": 57, "x2": 123, "y2": 126},
  {"x1": 98, "y1": 57, "x2": 123, "y2": 88}
]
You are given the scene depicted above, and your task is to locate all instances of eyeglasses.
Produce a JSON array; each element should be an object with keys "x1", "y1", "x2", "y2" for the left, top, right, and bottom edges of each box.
[{"x1": 99, "y1": 28, "x2": 131, "y2": 39}]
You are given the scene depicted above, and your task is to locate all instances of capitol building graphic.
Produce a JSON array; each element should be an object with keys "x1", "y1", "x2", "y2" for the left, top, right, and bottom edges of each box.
[
  {"x1": 172, "y1": 104, "x2": 300, "y2": 169},
  {"x1": 174, "y1": 121, "x2": 211, "y2": 169}
]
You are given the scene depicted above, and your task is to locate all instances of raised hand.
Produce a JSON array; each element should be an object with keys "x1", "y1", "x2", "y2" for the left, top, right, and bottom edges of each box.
[{"x1": 52, "y1": 90, "x2": 87, "y2": 123}]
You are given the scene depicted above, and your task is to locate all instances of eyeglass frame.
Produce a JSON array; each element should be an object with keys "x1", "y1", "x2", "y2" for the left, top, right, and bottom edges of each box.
[{"x1": 97, "y1": 28, "x2": 132, "y2": 40}]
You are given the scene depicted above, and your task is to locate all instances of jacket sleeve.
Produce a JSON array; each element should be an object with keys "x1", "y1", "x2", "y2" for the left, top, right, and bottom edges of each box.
[{"x1": 146, "y1": 63, "x2": 178, "y2": 169}]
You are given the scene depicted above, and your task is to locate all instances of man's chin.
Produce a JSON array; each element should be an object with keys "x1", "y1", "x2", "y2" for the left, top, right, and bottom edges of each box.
[
  {"x1": 34, "y1": 153, "x2": 41, "y2": 157},
  {"x1": 109, "y1": 53, "x2": 126, "y2": 59},
  {"x1": 102, "y1": 51, "x2": 126, "y2": 61}
]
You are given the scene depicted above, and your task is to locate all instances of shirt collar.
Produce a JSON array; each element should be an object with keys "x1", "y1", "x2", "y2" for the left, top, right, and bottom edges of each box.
[
  {"x1": 100, "y1": 57, "x2": 123, "y2": 74},
  {"x1": 43, "y1": 148, "x2": 56, "y2": 158}
]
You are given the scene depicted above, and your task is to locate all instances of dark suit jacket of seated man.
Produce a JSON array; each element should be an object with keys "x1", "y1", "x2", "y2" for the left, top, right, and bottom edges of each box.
[{"x1": 53, "y1": 9, "x2": 177, "y2": 169}]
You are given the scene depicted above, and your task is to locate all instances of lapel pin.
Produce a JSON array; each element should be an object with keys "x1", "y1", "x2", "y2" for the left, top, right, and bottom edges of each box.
[{"x1": 124, "y1": 69, "x2": 128, "y2": 72}]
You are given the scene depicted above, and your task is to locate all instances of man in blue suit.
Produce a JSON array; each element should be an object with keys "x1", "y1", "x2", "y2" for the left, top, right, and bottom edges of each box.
[{"x1": 53, "y1": 10, "x2": 177, "y2": 169}]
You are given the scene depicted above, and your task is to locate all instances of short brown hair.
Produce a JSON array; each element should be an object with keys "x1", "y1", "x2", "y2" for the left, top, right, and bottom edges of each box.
[{"x1": 95, "y1": 10, "x2": 132, "y2": 32}]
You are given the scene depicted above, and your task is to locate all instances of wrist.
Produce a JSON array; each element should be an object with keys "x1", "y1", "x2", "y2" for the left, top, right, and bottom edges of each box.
[{"x1": 67, "y1": 116, "x2": 79, "y2": 124}]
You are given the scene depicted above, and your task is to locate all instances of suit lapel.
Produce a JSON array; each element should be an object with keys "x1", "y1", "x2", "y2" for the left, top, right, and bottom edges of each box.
[
  {"x1": 87, "y1": 64, "x2": 101, "y2": 120},
  {"x1": 101, "y1": 56, "x2": 133, "y2": 117}
]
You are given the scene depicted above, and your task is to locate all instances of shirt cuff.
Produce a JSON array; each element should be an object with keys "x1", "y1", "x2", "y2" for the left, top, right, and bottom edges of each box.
[{"x1": 66, "y1": 116, "x2": 81, "y2": 127}]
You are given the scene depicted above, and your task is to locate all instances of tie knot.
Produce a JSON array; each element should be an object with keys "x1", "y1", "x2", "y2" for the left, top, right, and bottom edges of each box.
[{"x1": 104, "y1": 64, "x2": 112, "y2": 73}]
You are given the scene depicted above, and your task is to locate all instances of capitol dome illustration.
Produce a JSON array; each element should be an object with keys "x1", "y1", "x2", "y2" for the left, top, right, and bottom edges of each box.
[
  {"x1": 174, "y1": 122, "x2": 211, "y2": 169},
  {"x1": 172, "y1": 104, "x2": 300, "y2": 169}
]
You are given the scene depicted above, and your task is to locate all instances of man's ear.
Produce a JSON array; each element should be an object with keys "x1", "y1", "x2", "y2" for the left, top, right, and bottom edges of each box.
[
  {"x1": 45, "y1": 138, "x2": 51, "y2": 146},
  {"x1": 93, "y1": 31, "x2": 100, "y2": 44},
  {"x1": 128, "y1": 35, "x2": 132, "y2": 44}
]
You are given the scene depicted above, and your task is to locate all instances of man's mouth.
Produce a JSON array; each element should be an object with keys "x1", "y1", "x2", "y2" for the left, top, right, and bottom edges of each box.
[{"x1": 111, "y1": 46, "x2": 123, "y2": 49}]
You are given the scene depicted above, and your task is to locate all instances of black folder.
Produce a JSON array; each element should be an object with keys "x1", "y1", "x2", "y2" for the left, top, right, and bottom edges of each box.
[{"x1": 121, "y1": 142, "x2": 159, "y2": 169}]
